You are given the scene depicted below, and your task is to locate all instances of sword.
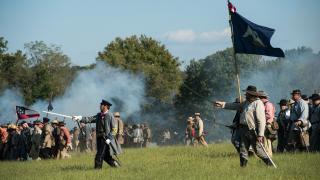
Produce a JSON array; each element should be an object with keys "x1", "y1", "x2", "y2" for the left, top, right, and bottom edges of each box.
[
  {"x1": 42, "y1": 111, "x2": 73, "y2": 119},
  {"x1": 43, "y1": 111, "x2": 85, "y2": 139},
  {"x1": 258, "y1": 140, "x2": 277, "y2": 168}
]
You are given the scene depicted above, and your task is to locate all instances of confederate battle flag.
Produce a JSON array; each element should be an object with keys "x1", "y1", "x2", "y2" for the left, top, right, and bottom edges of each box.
[{"x1": 16, "y1": 106, "x2": 40, "y2": 120}]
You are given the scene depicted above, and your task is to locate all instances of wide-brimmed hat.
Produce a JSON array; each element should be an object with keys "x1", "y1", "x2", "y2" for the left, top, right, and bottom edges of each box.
[
  {"x1": 242, "y1": 85, "x2": 260, "y2": 96},
  {"x1": 258, "y1": 90, "x2": 269, "y2": 98},
  {"x1": 291, "y1": 89, "x2": 301, "y2": 95},
  {"x1": 187, "y1": 117, "x2": 194, "y2": 122},
  {"x1": 301, "y1": 94, "x2": 309, "y2": 101},
  {"x1": 33, "y1": 120, "x2": 42, "y2": 125},
  {"x1": 311, "y1": 94, "x2": 320, "y2": 101},
  {"x1": 309, "y1": 94, "x2": 319, "y2": 100},
  {"x1": 58, "y1": 121, "x2": 66, "y2": 126},
  {"x1": 194, "y1": 112, "x2": 201, "y2": 116},
  {"x1": 114, "y1": 112, "x2": 120, "y2": 117},
  {"x1": 51, "y1": 119, "x2": 59, "y2": 124},
  {"x1": 8, "y1": 124, "x2": 17, "y2": 130},
  {"x1": 278, "y1": 99, "x2": 288, "y2": 106},
  {"x1": 43, "y1": 117, "x2": 50, "y2": 123}
]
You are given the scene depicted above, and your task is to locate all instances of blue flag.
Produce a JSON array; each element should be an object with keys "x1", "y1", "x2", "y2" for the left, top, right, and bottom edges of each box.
[{"x1": 228, "y1": 2, "x2": 285, "y2": 57}]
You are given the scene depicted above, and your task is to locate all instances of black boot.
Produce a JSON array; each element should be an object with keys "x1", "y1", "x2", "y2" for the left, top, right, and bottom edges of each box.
[
  {"x1": 240, "y1": 158, "x2": 248, "y2": 167},
  {"x1": 262, "y1": 158, "x2": 273, "y2": 166}
]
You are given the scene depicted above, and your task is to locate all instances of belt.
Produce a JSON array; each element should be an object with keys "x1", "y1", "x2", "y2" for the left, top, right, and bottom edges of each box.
[{"x1": 238, "y1": 124, "x2": 248, "y2": 128}]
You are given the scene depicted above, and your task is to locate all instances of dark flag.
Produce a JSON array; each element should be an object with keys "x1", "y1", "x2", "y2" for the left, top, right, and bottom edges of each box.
[
  {"x1": 16, "y1": 106, "x2": 40, "y2": 120},
  {"x1": 47, "y1": 100, "x2": 53, "y2": 111},
  {"x1": 228, "y1": 1, "x2": 285, "y2": 57}
]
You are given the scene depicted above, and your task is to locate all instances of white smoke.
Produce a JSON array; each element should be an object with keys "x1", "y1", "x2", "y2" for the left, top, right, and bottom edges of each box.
[
  {"x1": 239, "y1": 49, "x2": 320, "y2": 110},
  {"x1": 0, "y1": 61, "x2": 145, "y2": 128},
  {"x1": 32, "y1": 61, "x2": 145, "y2": 128},
  {"x1": 0, "y1": 89, "x2": 24, "y2": 124}
]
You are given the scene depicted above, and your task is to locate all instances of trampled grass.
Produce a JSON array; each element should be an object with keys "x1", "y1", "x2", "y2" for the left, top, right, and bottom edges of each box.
[{"x1": 0, "y1": 143, "x2": 319, "y2": 180}]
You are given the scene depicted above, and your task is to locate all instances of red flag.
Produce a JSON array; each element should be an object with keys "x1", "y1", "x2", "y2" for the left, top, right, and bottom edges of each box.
[
  {"x1": 228, "y1": 1, "x2": 236, "y2": 13},
  {"x1": 16, "y1": 106, "x2": 40, "y2": 120}
]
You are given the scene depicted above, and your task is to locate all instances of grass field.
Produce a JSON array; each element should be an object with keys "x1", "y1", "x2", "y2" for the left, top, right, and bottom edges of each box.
[{"x1": 0, "y1": 143, "x2": 319, "y2": 180}]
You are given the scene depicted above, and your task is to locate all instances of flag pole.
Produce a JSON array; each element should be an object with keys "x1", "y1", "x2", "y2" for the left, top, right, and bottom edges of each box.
[{"x1": 227, "y1": 0, "x2": 242, "y2": 102}]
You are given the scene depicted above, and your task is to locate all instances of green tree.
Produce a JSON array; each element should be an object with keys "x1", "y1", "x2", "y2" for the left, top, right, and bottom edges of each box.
[
  {"x1": 24, "y1": 41, "x2": 75, "y2": 104},
  {"x1": 97, "y1": 35, "x2": 182, "y2": 103}
]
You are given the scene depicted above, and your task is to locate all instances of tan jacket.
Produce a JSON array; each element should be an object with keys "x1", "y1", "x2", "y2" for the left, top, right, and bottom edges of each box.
[
  {"x1": 195, "y1": 118, "x2": 204, "y2": 137},
  {"x1": 222, "y1": 99, "x2": 266, "y2": 137}
]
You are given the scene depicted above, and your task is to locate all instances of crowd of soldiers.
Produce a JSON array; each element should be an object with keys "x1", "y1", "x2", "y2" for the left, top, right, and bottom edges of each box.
[
  {"x1": 0, "y1": 110, "x2": 155, "y2": 161},
  {"x1": 214, "y1": 85, "x2": 320, "y2": 167},
  {"x1": 0, "y1": 117, "x2": 72, "y2": 161}
]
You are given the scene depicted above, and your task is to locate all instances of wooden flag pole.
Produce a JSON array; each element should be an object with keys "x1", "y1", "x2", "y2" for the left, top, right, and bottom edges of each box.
[{"x1": 228, "y1": 0, "x2": 242, "y2": 102}]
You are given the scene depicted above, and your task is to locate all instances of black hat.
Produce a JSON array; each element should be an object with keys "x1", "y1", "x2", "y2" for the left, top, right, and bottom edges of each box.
[
  {"x1": 278, "y1": 99, "x2": 288, "y2": 106},
  {"x1": 311, "y1": 94, "x2": 320, "y2": 101},
  {"x1": 33, "y1": 120, "x2": 42, "y2": 125},
  {"x1": 58, "y1": 121, "x2": 66, "y2": 126},
  {"x1": 100, "y1": 99, "x2": 112, "y2": 106},
  {"x1": 301, "y1": 94, "x2": 309, "y2": 101},
  {"x1": 43, "y1": 117, "x2": 50, "y2": 123},
  {"x1": 309, "y1": 94, "x2": 319, "y2": 99},
  {"x1": 291, "y1": 89, "x2": 301, "y2": 95},
  {"x1": 242, "y1": 85, "x2": 260, "y2": 96},
  {"x1": 19, "y1": 121, "x2": 27, "y2": 126}
]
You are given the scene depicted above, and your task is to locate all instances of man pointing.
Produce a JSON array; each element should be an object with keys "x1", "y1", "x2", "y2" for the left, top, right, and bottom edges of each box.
[
  {"x1": 73, "y1": 99, "x2": 122, "y2": 169},
  {"x1": 214, "y1": 85, "x2": 272, "y2": 167}
]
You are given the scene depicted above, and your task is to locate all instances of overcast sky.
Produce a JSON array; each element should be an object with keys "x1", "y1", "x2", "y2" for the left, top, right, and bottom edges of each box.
[{"x1": 1, "y1": 0, "x2": 319, "y2": 66}]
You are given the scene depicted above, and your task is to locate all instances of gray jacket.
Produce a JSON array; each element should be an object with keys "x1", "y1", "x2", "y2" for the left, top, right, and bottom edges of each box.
[
  {"x1": 222, "y1": 99, "x2": 266, "y2": 137},
  {"x1": 290, "y1": 98, "x2": 309, "y2": 131},
  {"x1": 82, "y1": 111, "x2": 122, "y2": 155}
]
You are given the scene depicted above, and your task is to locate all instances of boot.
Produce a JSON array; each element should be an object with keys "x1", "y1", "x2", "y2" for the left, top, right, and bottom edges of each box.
[
  {"x1": 262, "y1": 158, "x2": 273, "y2": 166},
  {"x1": 240, "y1": 158, "x2": 248, "y2": 167}
]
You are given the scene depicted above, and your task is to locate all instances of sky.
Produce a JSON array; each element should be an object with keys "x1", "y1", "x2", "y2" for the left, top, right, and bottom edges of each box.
[{"x1": 1, "y1": 0, "x2": 319, "y2": 66}]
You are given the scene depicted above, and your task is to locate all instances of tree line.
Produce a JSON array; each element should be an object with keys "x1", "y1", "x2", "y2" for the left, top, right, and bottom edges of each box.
[{"x1": 1, "y1": 35, "x2": 319, "y2": 140}]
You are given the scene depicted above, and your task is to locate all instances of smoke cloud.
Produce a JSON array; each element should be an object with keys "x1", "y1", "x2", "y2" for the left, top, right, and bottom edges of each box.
[
  {"x1": 0, "y1": 89, "x2": 24, "y2": 124},
  {"x1": 0, "y1": 61, "x2": 146, "y2": 127}
]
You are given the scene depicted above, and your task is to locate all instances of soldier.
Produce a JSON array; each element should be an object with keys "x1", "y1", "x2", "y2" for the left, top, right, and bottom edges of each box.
[
  {"x1": 74, "y1": 99, "x2": 121, "y2": 169},
  {"x1": 287, "y1": 89, "x2": 310, "y2": 152},
  {"x1": 40, "y1": 117, "x2": 53, "y2": 159},
  {"x1": 72, "y1": 127, "x2": 80, "y2": 152},
  {"x1": 133, "y1": 124, "x2": 143, "y2": 148},
  {"x1": 57, "y1": 121, "x2": 72, "y2": 159},
  {"x1": 276, "y1": 99, "x2": 291, "y2": 152},
  {"x1": 123, "y1": 124, "x2": 133, "y2": 148},
  {"x1": 161, "y1": 129, "x2": 171, "y2": 145},
  {"x1": 51, "y1": 119, "x2": 60, "y2": 158},
  {"x1": 91, "y1": 128, "x2": 97, "y2": 151},
  {"x1": 114, "y1": 112, "x2": 124, "y2": 145},
  {"x1": 20, "y1": 121, "x2": 32, "y2": 158},
  {"x1": 142, "y1": 123, "x2": 152, "y2": 147},
  {"x1": 193, "y1": 113, "x2": 208, "y2": 147},
  {"x1": 214, "y1": 85, "x2": 273, "y2": 167},
  {"x1": 185, "y1": 117, "x2": 195, "y2": 146},
  {"x1": 6, "y1": 124, "x2": 19, "y2": 160},
  {"x1": 78, "y1": 123, "x2": 91, "y2": 152},
  {"x1": 230, "y1": 98, "x2": 241, "y2": 153},
  {"x1": 0, "y1": 124, "x2": 8, "y2": 160},
  {"x1": 309, "y1": 94, "x2": 320, "y2": 152},
  {"x1": 30, "y1": 120, "x2": 42, "y2": 160},
  {"x1": 258, "y1": 91, "x2": 276, "y2": 157}
]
